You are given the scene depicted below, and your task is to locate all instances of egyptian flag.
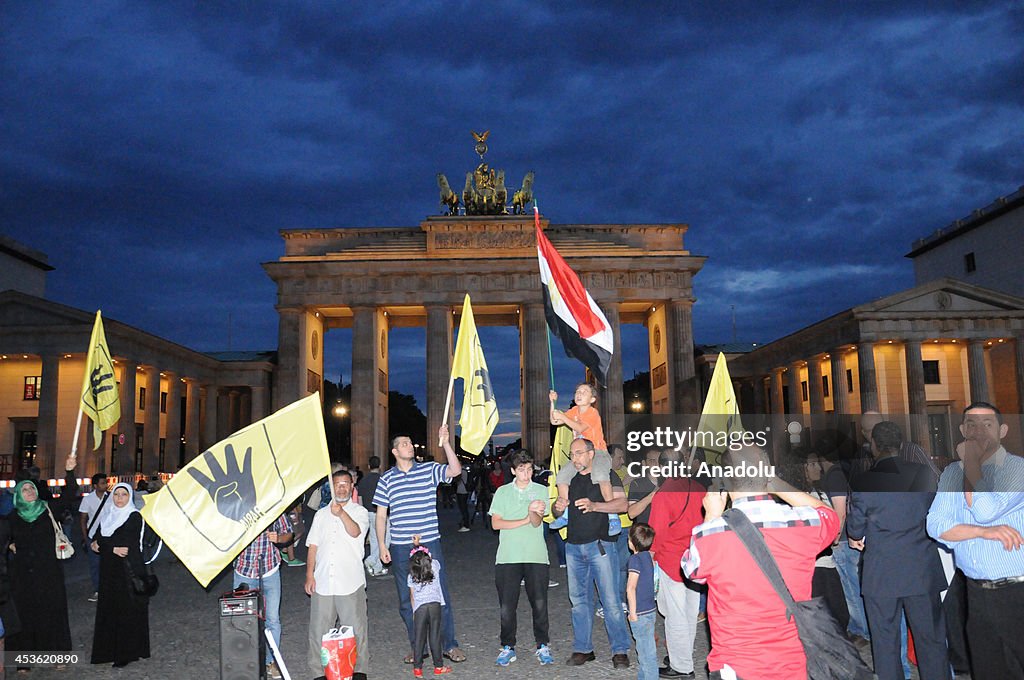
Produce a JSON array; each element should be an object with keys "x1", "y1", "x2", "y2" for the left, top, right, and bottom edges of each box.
[{"x1": 535, "y1": 205, "x2": 614, "y2": 384}]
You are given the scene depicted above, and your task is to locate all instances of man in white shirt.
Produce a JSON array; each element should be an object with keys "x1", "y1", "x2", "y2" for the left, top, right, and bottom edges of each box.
[
  {"x1": 78, "y1": 473, "x2": 109, "y2": 601},
  {"x1": 305, "y1": 469, "x2": 370, "y2": 680}
]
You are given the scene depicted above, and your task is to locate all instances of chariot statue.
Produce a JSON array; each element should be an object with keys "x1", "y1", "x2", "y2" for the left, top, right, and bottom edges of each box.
[{"x1": 435, "y1": 131, "x2": 534, "y2": 216}]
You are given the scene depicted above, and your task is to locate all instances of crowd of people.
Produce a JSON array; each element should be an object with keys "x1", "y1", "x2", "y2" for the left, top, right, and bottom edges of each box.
[{"x1": 1, "y1": 396, "x2": 1022, "y2": 680}]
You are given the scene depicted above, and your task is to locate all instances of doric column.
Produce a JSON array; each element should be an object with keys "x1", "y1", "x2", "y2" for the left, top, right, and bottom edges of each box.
[
  {"x1": 904, "y1": 340, "x2": 929, "y2": 451},
  {"x1": 830, "y1": 351, "x2": 849, "y2": 416},
  {"x1": 787, "y1": 362, "x2": 803, "y2": 417},
  {"x1": 142, "y1": 367, "x2": 160, "y2": 475},
  {"x1": 116, "y1": 361, "x2": 137, "y2": 475},
  {"x1": 35, "y1": 355, "x2": 61, "y2": 477},
  {"x1": 273, "y1": 308, "x2": 303, "y2": 412},
  {"x1": 164, "y1": 373, "x2": 181, "y2": 472},
  {"x1": 202, "y1": 385, "x2": 218, "y2": 450},
  {"x1": 1014, "y1": 332, "x2": 1024, "y2": 441},
  {"x1": 228, "y1": 389, "x2": 241, "y2": 433},
  {"x1": 185, "y1": 379, "x2": 201, "y2": 460},
  {"x1": 351, "y1": 307, "x2": 385, "y2": 470},
  {"x1": 857, "y1": 343, "x2": 879, "y2": 413},
  {"x1": 250, "y1": 384, "x2": 268, "y2": 422},
  {"x1": 521, "y1": 304, "x2": 552, "y2": 461},
  {"x1": 600, "y1": 302, "x2": 625, "y2": 446},
  {"x1": 967, "y1": 340, "x2": 990, "y2": 404},
  {"x1": 239, "y1": 390, "x2": 252, "y2": 428},
  {"x1": 217, "y1": 390, "x2": 230, "y2": 441},
  {"x1": 769, "y1": 368, "x2": 786, "y2": 460},
  {"x1": 426, "y1": 305, "x2": 453, "y2": 464},
  {"x1": 808, "y1": 356, "x2": 825, "y2": 415},
  {"x1": 666, "y1": 300, "x2": 699, "y2": 414}
]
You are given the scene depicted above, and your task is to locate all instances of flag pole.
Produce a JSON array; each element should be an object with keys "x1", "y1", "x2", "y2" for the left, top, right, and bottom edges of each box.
[
  {"x1": 70, "y1": 407, "x2": 84, "y2": 459},
  {"x1": 439, "y1": 373, "x2": 455, "y2": 447}
]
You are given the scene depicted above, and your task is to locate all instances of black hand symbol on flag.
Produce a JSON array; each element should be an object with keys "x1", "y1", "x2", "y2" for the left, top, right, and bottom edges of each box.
[
  {"x1": 188, "y1": 445, "x2": 257, "y2": 523},
  {"x1": 474, "y1": 367, "x2": 494, "y2": 403},
  {"x1": 90, "y1": 366, "x2": 114, "y2": 399}
]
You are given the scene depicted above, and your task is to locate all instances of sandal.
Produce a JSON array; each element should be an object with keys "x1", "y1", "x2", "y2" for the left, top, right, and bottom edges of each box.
[
  {"x1": 443, "y1": 647, "x2": 467, "y2": 663},
  {"x1": 404, "y1": 653, "x2": 414, "y2": 664}
]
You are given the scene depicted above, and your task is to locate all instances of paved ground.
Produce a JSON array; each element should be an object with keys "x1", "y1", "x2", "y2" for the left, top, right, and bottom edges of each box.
[{"x1": 24, "y1": 503, "x2": 936, "y2": 680}]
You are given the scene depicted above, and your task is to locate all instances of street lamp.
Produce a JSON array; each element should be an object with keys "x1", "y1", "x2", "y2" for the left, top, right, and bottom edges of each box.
[
  {"x1": 630, "y1": 395, "x2": 644, "y2": 412},
  {"x1": 333, "y1": 402, "x2": 348, "y2": 418}
]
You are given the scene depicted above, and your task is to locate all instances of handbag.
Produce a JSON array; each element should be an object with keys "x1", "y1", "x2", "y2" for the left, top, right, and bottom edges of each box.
[
  {"x1": 125, "y1": 559, "x2": 159, "y2": 599},
  {"x1": 45, "y1": 505, "x2": 75, "y2": 560},
  {"x1": 722, "y1": 508, "x2": 872, "y2": 680}
]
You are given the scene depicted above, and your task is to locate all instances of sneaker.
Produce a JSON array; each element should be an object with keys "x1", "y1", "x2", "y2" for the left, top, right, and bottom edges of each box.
[
  {"x1": 535, "y1": 645, "x2": 554, "y2": 665},
  {"x1": 548, "y1": 579, "x2": 559, "y2": 587},
  {"x1": 496, "y1": 646, "x2": 516, "y2": 666},
  {"x1": 413, "y1": 669, "x2": 424, "y2": 678},
  {"x1": 88, "y1": 592, "x2": 98, "y2": 602},
  {"x1": 548, "y1": 514, "x2": 568, "y2": 530},
  {"x1": 457, "y1": 526, "x2": 470, "y2": 533},
  {"x1": 433, "y1": 666, "x2": 453, "y2": 675},
  {"x1": 267, "y1": 660, "x2": 283, "y2": 679}
]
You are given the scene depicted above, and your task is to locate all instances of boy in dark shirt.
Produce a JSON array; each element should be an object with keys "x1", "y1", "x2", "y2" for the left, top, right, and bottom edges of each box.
[{"x1": 626, "y1": 523, "x2": 658, "y2": 680}]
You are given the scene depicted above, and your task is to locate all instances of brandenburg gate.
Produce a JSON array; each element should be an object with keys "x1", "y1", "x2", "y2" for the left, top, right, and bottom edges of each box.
[{"x1": 263, "y1": 148, "x2": 705, "y2": 468}]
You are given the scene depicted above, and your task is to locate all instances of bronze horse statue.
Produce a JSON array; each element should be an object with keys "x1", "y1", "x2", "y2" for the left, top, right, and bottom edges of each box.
[
  {"x1": 436, "y1": 173, "x2": 460, "y2": 215},
  {"x1": 512, "y1": 171, "x2": 535, "y2": 214}
]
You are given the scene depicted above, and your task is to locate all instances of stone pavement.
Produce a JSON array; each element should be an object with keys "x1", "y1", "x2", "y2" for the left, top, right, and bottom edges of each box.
[{"x1": 32, "y1": 504, "x2": 916, "y2": 680}]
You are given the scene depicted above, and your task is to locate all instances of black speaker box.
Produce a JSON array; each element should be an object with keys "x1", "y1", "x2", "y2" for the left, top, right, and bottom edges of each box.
[{"x1": 219, "y1": 592, "x2": 265, "y2": 680}]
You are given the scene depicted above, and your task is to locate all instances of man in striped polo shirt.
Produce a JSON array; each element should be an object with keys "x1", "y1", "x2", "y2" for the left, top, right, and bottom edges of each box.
[{"x1": 374, "y1": 424, "x2": 466, "y2": 663}]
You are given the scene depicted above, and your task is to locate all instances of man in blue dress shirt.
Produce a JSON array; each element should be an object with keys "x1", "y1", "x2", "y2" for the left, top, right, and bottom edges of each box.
[{"x1": 927, "y1": 401, "x2": 1024, "y2": 680}]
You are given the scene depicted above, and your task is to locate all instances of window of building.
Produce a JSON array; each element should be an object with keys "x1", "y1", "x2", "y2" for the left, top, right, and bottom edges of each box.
[
  {"x1": 964, "y1": 252, "x2": 976, "y2": 274},
  {"x1": 801, "y1": 380, "x2": 808, "y2": 402},
  {"x1": 23, "y1": 376, "x2": 42, "y2": 400},
  {"x1": 846, "y1": 368, "x2": 854, "y2": 393},
  {"x1": 160, "y1": 391, "x2": 168, "y2": 413},
  {"x1": 139, "y1": 386, "x2": 146, "y2": 410},
  {"x1": 822, "y1": 375, "x2": 830, "y2": 398},
  {"x1": 923, "y1": 360, "x2": 941, "y2": 385}
]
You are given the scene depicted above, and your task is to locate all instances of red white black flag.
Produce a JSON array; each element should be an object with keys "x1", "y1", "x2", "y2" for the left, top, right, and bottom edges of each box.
[{"x1": 534, "y1": 206, "x2": 614, "y2": 385}]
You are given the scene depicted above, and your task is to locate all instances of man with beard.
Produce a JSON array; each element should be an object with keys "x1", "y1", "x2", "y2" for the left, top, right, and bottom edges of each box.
[{"x1": 305, "y1": 469, "x2": 370, "y2": 680}]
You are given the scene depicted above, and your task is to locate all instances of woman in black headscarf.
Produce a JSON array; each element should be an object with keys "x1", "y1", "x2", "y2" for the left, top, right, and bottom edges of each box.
[
  {"x1": 89, "y1": 481, "x2": 150, "y2": 668},
  {"x1": 7, "y1": 454, "x2": 79, "y2": 662}
]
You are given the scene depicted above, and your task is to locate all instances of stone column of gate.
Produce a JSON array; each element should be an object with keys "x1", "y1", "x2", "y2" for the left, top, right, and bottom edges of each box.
[
  {"x1": 787, "y1": 363, "x2": 803, "y2": 422},
  {"x1": 202, "y1": 385, "x2": 219, "y2": 451},
  {"x1": 426, "y1": 305, "x2": 453, "y2": 464},
  {"x1": 164, "y1": 372, "x2": 181, "y2": 471},
  {"x1": 521, "y1": 304, "x2": 553, "y2": 461},
  {"x1": 751, "y1": 376, "x2": 766, "y2": 416},
  {"x1": 600, "y1": 302, "x2": 625, "y2": 447},
  {"x1": 769, "y1": 368, "x2": 786, "y2": 461},
  {"x1": 117, "y1": 361, "x2": 137, "y2": 475},
  {"x1": 904, "y1": 340, "x2": 930, "y2": 452},
  {"x1": 227, "y1": 389, "x2": 241, "y2": 433},
  {"x1": 35, "y1": 354, "x2": 61, "y2": 477},
  {"x1": 142, "y1": 367, "x2": 160, "y2": 475},
  {"x1": 830, "y1": 351, "x2": 849, "y2": 417},
  {"x1": 250, "y1": 384, "x2": 268, "y2": 422},
  {"x1": 351, "y1": 306, "x2": 379, "y2": 471},
  {"x1": 1015, "y1": 332, "x2": 1024, "y2": 442},
  {"x1": 967, "y1": 340, "x2": 990, "y2": 404},
  {"x1": 185, "y1": 379, "x2": 201, "y2": 461},
  {"x1": 273, "y1": 308, "x2": 303, "y2": 412},
  {"x1": 666, "y1": 300, "x2": 699, "y2": 415},
  {"x1": 239, "y1": 390, "x2": 252, "y2": 428},
  {"x1": 808, "y1": 356, "x2": 825, "y2": 443},
  {"x1": 857, "y1": 343, "x2": 880, "y2": 413}
]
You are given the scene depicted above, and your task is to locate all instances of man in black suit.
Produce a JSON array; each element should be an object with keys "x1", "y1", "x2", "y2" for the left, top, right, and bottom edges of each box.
[{"x1": 847, "y1": 420, "x2": 949, "y2": 680}]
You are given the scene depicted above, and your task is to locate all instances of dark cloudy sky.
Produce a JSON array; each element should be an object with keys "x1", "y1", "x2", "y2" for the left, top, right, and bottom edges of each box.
[{"x1": 3, "y1": 2, "x2": 1022, "y2": 442}]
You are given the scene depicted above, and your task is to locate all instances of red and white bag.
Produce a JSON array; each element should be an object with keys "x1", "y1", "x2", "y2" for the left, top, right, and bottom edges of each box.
[{"x1": 320, "y1": 626, "x2": 358, "y2": 680}]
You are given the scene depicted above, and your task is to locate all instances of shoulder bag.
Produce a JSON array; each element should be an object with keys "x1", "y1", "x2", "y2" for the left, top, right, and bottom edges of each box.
[
  {"x1": 45, "y1": 505, "x2": 75, "y2": 560},
  {"x1": 722, "y1": 508, "x2": 872, "y2": 680}
]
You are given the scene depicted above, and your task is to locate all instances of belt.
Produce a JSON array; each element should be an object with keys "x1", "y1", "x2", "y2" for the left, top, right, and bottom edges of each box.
[{"x1": 969, "y1": 575, "x2": 1024, "y2": 590}]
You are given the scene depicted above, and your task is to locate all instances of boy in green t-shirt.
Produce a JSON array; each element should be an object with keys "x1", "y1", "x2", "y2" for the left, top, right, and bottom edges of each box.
[{"x1": 489, "y1": 450, "x2": 555, "y2": 666}]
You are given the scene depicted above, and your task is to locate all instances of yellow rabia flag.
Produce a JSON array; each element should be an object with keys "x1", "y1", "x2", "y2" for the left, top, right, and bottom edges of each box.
[
  {"x1": 451, "y1": 294, "x2": 498, "y2": 455},
  {"x1": 140, "y1": 394, "x2": 331, "y2": 587},
  {"x1": 544, "y1": 425, "x2": 574, "y2": 537},
  {"x1": 79, "y1": 311, "x2": 120, "y2": 450},
  {"x1": 692, "y1": 352, "x2": 744, "y2": 467}
]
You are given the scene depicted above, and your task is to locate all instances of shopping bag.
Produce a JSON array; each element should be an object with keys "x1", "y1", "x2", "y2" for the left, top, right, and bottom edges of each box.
[{"x1": 320, "y1": 626, "x2": 358, "y2": 680}]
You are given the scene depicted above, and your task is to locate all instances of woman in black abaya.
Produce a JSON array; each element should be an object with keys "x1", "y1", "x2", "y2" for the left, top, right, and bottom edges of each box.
[
  {"x1": 7, "y1": 454, "x2": 79, "y2": 663},
  {"x1": 90, "y1": 482, "x2": 150, "y2": 668}
]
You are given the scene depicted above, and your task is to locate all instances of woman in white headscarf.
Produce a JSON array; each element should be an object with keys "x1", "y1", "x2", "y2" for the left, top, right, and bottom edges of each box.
[{"x1": 89, "y1": 482, "x2": 150, "y2": 668}]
